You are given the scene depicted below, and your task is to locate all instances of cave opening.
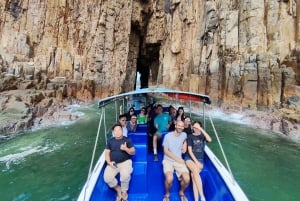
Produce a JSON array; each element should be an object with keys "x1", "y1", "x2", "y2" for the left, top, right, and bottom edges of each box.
[
  {"x1": 129, "y1": 6, "x2": 161, "y2": 90},
  {"x1": 136, "y1": 42, "x2": 160, "y2": 89}
]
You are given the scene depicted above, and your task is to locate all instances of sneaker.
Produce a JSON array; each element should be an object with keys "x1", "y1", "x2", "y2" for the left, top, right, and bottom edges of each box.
[
  {"x1": 153, "y1": 154, "x2": 158, "y2": 161},
  {"x1": 200, "y1": 197, "x2": 206, "y2": 201}
]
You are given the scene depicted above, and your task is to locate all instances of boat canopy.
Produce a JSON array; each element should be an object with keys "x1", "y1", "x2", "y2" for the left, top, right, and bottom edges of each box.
[{"x1": 98, "y1": 87, "x2": 211, "y2": 108}]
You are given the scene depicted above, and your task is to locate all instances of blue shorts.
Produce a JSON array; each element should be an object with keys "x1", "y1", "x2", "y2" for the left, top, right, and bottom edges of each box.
[{"x1": 185, "y1": 155, "x2": 203, "y2": 164}]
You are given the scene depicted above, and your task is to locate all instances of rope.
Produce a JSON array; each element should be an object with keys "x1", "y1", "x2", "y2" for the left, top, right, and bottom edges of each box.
[{"x1": 207, "y1": 107, "x2": 233, "y2": 179}]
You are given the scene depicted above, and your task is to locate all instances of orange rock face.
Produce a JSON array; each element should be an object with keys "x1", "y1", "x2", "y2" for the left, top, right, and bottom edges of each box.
[{"x1": 0, "y1": 0, "x2": 299, "y2": 121}]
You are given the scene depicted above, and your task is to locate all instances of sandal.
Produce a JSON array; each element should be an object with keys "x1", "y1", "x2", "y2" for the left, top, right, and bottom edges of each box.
[
  {"x1": 179, "y1": 194, "x2": 188, "y2": 201},
  {"x1": 162, "y1": 194, "x2": 170, "y2": 201}
]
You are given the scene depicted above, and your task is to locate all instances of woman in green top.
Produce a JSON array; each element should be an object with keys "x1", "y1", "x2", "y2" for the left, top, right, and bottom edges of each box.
[{"x1": 137, "y1": 107, "x2": 147, "y2": 124}]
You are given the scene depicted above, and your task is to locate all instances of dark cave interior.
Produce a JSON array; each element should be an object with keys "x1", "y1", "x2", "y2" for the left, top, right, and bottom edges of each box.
[{"x1": 136, "y1": 43, "x2": 160, "y2": 89}]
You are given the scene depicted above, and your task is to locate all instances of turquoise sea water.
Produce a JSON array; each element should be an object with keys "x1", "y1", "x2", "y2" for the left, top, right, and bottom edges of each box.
[{"x1": 0, "y1": 104, "x2": 299, "y2": 201}]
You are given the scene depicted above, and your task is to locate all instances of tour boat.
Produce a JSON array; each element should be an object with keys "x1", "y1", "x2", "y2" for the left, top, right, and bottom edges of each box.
[{"x1": 77, "y1": 87, "x2": 249, "y2": 201}]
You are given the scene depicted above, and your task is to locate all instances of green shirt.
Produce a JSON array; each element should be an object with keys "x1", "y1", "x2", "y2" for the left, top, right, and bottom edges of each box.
[{"x1": 137, "y1": 115, "x2": 147, "y2": 124}]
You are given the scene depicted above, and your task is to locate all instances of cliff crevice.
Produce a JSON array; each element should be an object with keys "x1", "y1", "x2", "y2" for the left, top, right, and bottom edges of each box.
[{"x1": 0, "y1": 0, "x2": 299, "y2": 136}]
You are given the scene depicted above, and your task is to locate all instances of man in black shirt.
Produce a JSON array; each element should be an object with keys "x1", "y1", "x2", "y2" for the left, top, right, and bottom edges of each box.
[{"x1": 104, "y1": 123, "x2": 135, "y2": 201}]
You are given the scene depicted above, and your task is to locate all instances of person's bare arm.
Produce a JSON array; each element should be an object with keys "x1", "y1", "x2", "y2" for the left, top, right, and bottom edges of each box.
[
  {"x1": 181, "y1": 140, "x2": 187, "y2": 153},
  {"x1": 200, "y1": 127, "x2": 212, "y2": 142},
  {"x1": 164, "y1": 146, "x2": 185, "y2": 164},
  {"x1": 105, "y1": 149, "x2": 116, "y2": 168}
]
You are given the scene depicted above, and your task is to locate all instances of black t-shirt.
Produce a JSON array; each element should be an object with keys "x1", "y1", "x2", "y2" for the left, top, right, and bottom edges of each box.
[
  {"x1": 183, "y1": 126, "x2": 192, "y2": 136},
  {"x1": 148, "y1": 114, "x2": 157, "y2": 135},
  {"x1": 106, "y1": 136, "x2": 134, "y2": 163},
  {"x1": 186, "y1": 133, "x2": 206, "y2": 161}
]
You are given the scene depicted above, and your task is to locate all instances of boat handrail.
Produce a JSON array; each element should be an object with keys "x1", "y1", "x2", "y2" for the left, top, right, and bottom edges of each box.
[
  {"x1": 103, "y1": 107, "x2": 108, "y2": 145},
  {"x1": 207, "y1": 106, "x2": 233, "y2": 179},
  {"x1": 83, "y1": 107, "x2": 105, "y2": 200}
]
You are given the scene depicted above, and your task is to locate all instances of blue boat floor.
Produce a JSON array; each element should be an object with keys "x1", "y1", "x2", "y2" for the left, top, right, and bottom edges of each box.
[
  {"x1": 127, "y1": 152, "x2": 194, "y2": 201},
  {"x1": 90, "y1": 149, "x2": 236, "y2": 201}
]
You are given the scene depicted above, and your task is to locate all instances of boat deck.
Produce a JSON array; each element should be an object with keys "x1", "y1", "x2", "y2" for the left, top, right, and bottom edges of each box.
[{"x1": 90, "y1": 124, "x2": 234, "y2": 201}]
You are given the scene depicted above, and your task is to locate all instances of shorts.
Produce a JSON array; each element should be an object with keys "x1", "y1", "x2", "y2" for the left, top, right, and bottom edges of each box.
[
  {"x1": 162, "y1": 159, "x2": 189, "y2": 179},
  {"x1": 155, "y1": 131, "x2": 162, "y2": 135},
  {"x1": 185, "y1": 156, "x2": 203, "y2": 164}
]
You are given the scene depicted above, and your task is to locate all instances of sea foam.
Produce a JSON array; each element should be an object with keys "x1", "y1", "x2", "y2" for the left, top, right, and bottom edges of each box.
[
  {"x1": 207, "y1": 108, "x2": 252, "y2": 125},
  {"x1": 0, "y1": 144, "x2": 62, "y2": 171},
  {"x1": 173, "y1": 103, "x2": 252, "y2": 125}
]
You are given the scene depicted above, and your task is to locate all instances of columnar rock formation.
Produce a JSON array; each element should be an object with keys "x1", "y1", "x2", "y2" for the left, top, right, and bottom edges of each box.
[{"x1": 0, "y1": 0, "x2": 299, "y2": 135}]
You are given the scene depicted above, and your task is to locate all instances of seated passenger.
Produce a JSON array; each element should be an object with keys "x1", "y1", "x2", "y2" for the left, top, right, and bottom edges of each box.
[
  {"x1": 145, "y1": 105, "x2": 152, "y2": 122},
  {"x1": 118, "y1": 114, "x2": 128, "y2": 137},
  {"x1": 162, "y1": 120, "x2": 190, "y2": 201},
  {"x1": 104, "y1": 123, "x2": 135, "y2": 201},
  {"x1": 183, "y1": 116, "x2": 192, "y2": 136},
  {"x1": 168, "y1": 105, "x2": 177, "y2": 131},
  {"x1": 147, "y1": 105, "x2": 158, "y2": 152},
  {"x1": 185, "y1": 121, "x2": 212, "y2": 201},
  {"x1": 176, "y1": 106, "x2": 185, "y2": 121},
  {"x1": 137, "y1": 107, "x2": 147, "y2": 124},
  {"x1": 125, "y1": 107, "x2": 136, "y2": 121},
  {"x1": 153, "y1": 104, "x2": 171, "y2": 161},
  {"x1": 126, "y1": 114, "x2": 137, "y2": 132}
]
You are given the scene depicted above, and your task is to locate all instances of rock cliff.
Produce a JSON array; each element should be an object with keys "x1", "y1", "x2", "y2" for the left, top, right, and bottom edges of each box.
[{"x1": 0, "y1": 0, "x2": 299, "y2": 136}]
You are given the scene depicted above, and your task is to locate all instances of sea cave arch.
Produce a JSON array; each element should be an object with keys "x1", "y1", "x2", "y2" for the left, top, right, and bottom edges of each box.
[
  {"x1": 136, "y1": 43, "x2": 160, "y2": 89},
  {"x1": 126, "y1": 4, "x2": 161, "y2": 91}
]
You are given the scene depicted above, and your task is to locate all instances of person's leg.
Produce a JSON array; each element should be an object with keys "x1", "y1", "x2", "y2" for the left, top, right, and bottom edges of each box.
[
  {"x1": 112, "y1": 186, "x2": 122, "y2": 200},
  {"x1": 164, "y1": 172, "x2": 173, "y2": 198},
  {"x1": 119, "y1": 160, "x2": 133, "y2": 200},
  {"x1": 186, "y1": 160, "x2": 199, "y2": 200},
  {"x1": 197, "y1": 168, "x2": 205, "y2": 200},
  {"x1": 162, "y1": 160, "x2": 174, "y2": 200},
  {"x1": 153, "y1": 133, "x2": 161, "y2": 161},
  {"x1": 186, "y1": 160, "x2": 205, "y2": 200},
  {"x1": 153, "y1": 133, "x2": 158, "y2": 154},
  {"x1": 104, "y1": 165, "x2": 122, "y2": 199},
  {"x1": 153, "y1": 133, "x2": 161, "y2": 153},
  {"x1": 191, "y1": 173, "x2": 198, "y2": 201},
  {"x1": 174, "y1": 162, "x2": 190, "y2": 201},
  {"x1": 179, "y1": 172, "x2": 190, "y2": 195}
]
